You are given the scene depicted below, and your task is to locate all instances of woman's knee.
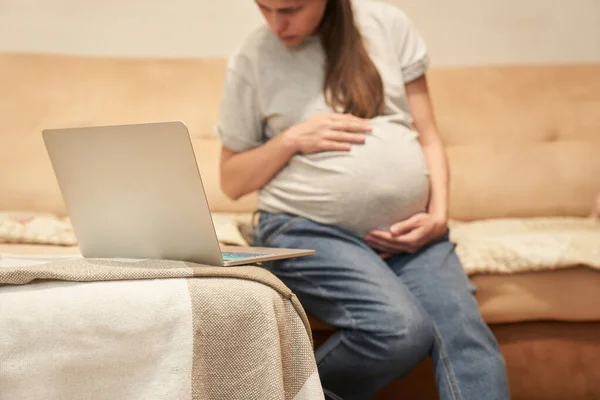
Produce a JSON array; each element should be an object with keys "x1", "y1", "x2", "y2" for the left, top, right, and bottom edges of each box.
[
  {"x1": 361, "y1": 305, "x2": 434, "y2": 368},
  {"x1": 390, "y1": 308, "x2": 433, "y2": 362}
]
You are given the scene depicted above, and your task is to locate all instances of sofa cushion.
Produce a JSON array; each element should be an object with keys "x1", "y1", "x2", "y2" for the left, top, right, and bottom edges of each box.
[
  {"x1": 0, "y1": 243, "x2": 80, "y2": 256},
  {"x1": 472, "y1": 267, "x2": 600, "y2": 324}
]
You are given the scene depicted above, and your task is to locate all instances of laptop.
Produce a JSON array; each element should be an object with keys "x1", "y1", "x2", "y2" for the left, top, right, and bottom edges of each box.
[{"x1": 42, "y1": 121, "x2": 315, "y2": 267}]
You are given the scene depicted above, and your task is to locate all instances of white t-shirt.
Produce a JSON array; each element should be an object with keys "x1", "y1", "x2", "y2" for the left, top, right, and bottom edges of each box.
[{"x1": 216, "y1": 0, "x2": 431, "y2": 236}]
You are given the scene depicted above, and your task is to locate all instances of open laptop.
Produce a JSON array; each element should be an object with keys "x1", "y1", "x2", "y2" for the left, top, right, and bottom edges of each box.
[{"x1": 42, "y1": 121, "x2": 315, "y2": 266}]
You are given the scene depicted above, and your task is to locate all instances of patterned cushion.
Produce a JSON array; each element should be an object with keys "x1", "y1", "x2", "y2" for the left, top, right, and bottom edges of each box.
[
  {"x1": 0, "y1": 212, "x2": 251, "y2": 247},
  {"x1": 0, "y1": 213, "x2": 76, "y2": 246},
  {"x1": 450, "y1": 217, "x2": 600, "y2": 275}
]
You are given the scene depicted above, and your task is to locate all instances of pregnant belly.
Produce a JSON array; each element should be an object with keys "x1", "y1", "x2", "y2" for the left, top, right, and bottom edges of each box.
[{"x1": 259, "y1": 120, "x2": 430, "y2": 236}]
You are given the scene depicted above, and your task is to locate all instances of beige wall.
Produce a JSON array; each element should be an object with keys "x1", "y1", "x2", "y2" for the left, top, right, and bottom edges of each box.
[{"x1": 0, "y1": 0, "x2": 598, "y2": 66}]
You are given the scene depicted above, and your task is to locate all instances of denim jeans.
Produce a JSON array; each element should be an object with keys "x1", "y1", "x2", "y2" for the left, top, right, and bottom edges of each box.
[{"x1": 255, "y1": 211, "x2": 510, "y2": 400}]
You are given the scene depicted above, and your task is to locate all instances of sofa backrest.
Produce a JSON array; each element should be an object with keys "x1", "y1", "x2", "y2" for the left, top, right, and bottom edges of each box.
[
  {"x1": 1, "y1": 53, "x2": 599, "y2": 220},
  {"x1": 426, "y1": 65, "x2": 600, "y2": 219}
]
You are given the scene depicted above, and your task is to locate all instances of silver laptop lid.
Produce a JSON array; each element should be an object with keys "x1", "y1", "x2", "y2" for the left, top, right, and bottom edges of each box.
[{"x1": 42, "y1": 121, "x2": 224, "y2": 266}]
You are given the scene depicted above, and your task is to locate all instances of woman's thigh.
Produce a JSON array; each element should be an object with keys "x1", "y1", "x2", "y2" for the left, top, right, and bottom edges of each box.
[
  {"x1": 255, "y1": 212, "x2": 428, "y2": 334},
  {"x1": 385, "y1": 233, "x2": 482, "y2": 331}
]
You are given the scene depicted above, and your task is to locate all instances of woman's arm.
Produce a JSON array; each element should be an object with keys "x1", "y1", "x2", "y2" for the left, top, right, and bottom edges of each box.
[
  {"x1": 220, "y1": 133, "x2": 298, "y2": 200},
  {"x1": 405, "y1": 74, "x2": 449, "y2": 226},
  {"x1": 220, "y1": 113, "x2": 372, "y2": 200}
]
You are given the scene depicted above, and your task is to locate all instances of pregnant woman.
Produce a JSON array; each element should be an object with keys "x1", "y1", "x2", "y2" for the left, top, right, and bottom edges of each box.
[{"x1": 216, "y1": 1, "x2": 510, "y2": 399}]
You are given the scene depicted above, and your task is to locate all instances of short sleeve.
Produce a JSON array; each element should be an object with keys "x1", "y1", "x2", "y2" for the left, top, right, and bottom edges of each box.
[
  {"x1": 215, "y1": 68, "x2": 264, "y2": 152},
  {"x1": 392, "y1": 8, "x2": 430, "y2": 83}
]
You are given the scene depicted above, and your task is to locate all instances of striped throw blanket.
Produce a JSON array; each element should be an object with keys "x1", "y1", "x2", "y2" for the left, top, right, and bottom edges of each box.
[{"x1": 0, "y1": 256, "x2": 324, "y2": 400}]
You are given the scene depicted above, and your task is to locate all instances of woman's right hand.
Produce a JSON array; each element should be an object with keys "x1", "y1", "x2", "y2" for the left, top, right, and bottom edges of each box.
[{"x1": 283, "y1": 113, "x2": 372, "y2": 154}]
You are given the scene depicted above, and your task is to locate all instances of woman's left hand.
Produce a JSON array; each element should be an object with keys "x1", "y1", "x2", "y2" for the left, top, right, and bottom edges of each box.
[{"x1": 364, "y1": 213, "x2": 448, "y2": 258}]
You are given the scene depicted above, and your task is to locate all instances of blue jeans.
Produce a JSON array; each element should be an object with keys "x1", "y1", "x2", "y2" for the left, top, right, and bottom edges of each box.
[{"x1": 255, "y1": 211, "x2": 510, "y2": 400}]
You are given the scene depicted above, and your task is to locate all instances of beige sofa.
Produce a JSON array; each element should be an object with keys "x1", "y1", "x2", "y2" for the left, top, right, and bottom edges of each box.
[{"x1": 1, "y1": 53, "x2": 600, "y2": 399}]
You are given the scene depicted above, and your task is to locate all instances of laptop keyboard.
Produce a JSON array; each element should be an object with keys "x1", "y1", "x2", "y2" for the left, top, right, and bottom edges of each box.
[{"x1": 222, "y1": 251, "x2": 269, "y2": 261}]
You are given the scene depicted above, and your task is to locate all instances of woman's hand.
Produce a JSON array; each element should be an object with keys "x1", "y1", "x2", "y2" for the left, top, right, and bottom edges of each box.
[
  {"x1": 364, "y1": 213, "x2": 448, "y2": 258},
  {"x1": 283, "y1": 113, "x2": 372, "y2": 154}
]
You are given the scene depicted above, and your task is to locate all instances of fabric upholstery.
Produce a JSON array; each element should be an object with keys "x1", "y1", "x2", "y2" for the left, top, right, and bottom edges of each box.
[
  {"x1": 472, "y1": 267, "x2": 600, "y2": 324},
  {"x1": 0, "y1": 53, "x2": 256, "y2": 214},
  {"x1": 1, "y1": 53, "x2": 599, "y2": 220},
  {"x1": 427, "y1": 65, "x2": 600, "y2": 220}
]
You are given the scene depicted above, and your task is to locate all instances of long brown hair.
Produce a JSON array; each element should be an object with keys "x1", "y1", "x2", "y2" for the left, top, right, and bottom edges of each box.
[{"x1": 320, "y1": 0, "x2": 384, "y2": 119}]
